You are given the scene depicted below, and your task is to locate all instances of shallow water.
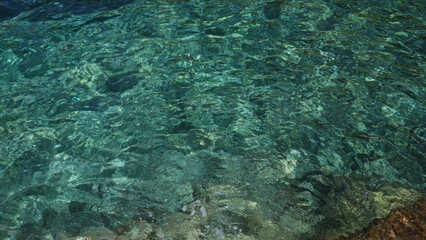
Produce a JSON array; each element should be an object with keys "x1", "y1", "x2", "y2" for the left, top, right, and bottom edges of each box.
[{"x1": 0, "y1": 0, "x2": 425, "y2": 239}]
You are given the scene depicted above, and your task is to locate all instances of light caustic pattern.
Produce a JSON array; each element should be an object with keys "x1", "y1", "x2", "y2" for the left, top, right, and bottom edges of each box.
[{"x1": 0, "y1": 0, "x2": 424, "y2": 239}]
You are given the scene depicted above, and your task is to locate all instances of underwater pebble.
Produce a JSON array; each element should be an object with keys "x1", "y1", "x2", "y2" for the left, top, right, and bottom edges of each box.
[
  {"x1": 42, "y1": 234, "x2": 54, "y2": 240},
  {"x1": 54, "y1": 232, "x2": 69, "y2": 240},
  {"x1": 215, "y1": 228, "x2": 225, "y2": 240},
  {"x1": 200, "y1": 206, "x2": 207, "y2": 217}
]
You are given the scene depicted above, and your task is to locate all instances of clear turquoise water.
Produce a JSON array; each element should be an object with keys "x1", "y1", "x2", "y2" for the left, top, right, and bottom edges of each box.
[{"x1": 0, "y1": 0, "x2": 425, "y2": 239}]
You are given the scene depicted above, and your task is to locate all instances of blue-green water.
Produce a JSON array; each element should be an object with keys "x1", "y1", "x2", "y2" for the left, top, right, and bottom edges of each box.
[{"x1": 0, "y1": 0, "x2": 425, "y2": 239}]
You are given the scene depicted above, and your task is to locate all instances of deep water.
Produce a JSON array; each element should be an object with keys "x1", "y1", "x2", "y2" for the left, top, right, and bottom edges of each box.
[{"x1": 0, "y1": 0, "x2": 425, "y2": 239}]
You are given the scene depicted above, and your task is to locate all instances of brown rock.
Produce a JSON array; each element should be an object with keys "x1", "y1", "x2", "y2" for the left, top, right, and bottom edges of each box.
[{"x1": 342, "y1": 198, "x2": 425, "y2": 240}]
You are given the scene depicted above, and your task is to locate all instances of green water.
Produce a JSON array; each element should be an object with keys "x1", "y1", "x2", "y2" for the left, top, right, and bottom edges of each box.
[{"x1": 0, "y1": 0, "x2": 425, "y2": 239}]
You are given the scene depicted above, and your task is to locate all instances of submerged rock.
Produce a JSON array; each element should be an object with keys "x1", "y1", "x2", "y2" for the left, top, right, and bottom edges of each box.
[
  {"x1": 340, "y1": 198, "x2": 425, "y2": 240},
  {"x1": 66, "y1": 62, "x2": 106, "y2": 90},
  {"x1": 263, "y1": 1, "x2": 281, "y2": 20},
  {"x1": 77, "y1": 228, "x2": 116, "y2": 240},
  {"x1": 105, "y1": 72, "x2": 140, "y2": 93},
  {"x1": 126, "y1": 221, "x2": 152, "y2": 240}
]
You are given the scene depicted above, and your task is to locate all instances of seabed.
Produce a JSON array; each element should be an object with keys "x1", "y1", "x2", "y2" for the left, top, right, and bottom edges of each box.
[{"x1": 0, "y1": 0, "x2": 424, "y2": 239}]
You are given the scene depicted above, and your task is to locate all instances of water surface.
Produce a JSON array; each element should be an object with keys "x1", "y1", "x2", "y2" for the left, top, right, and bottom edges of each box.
[{"x1": 0, "y1": 0, "x2": 425, "y2": 239}]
